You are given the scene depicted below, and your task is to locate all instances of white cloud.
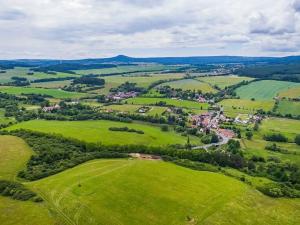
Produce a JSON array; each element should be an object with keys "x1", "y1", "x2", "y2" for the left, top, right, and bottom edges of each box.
[{"x1": 0, "y1": 0, "x2": 299, "y2": 58}]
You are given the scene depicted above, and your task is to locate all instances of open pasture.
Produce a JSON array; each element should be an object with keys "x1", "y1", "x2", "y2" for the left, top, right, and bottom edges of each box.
[
  {"x1": 278, "y1": 86, "x2": 300, "y2": 99},
  {"x1": 125, "y1": 97, "x2": 209, "y2": 110},
  {"x1": 235, "y1": 80, "x2": 300, "y2": 100},
  {"x1": 28, "y1": 159, "x2": 300, "y2": 225},
  {"x1": 75, "y1": 64, "x2": 179, "y2": 75},
  {"x1": 0, "y1": 86, "x2": 86, "y2": 99},
  {"x1": 92, "y1": 73, "x2": 185, "y2": 95},
  {"x1": 30, "y1": 80, "x2": 72, "y2": 88},
  {"x1": 276, "y1": 100, "x2": 300, "y2": 116},
  {"x1": 102, "y1": 104, "x2": 167, "y2": 115},
  {"x1": 5, "y1": 120, "x2": 200, "y2": 146},
  {"x1": 158, "y1": 79, "x2": 217, "y2": 93},
  {"x1": 219, "y1": 99, "x2": 274, "y2": 117},
  {"x1": 0, "y1": 67, "x2": 77, "y2": 84},
  {"x1": 0, "y1": 109, "x2": 14, "y2": 125},
  {"x1": 196, "y1": 75, "x2": 254, "y2": 89},
  {"x1": 259, "y1": 117, "x2": 300, "y2": 141},
  {"x1": 0, "y1": 135, "x2": 55, "y2": 225}
]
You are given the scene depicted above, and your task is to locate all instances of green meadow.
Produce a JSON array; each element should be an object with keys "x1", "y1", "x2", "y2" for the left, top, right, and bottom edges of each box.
[
  {"x1": 278, "y1": 86, "x2": 300, "y2": 99},
  {"x1": 5, "y1": 120, "x2": 200, "y2": 146},
  {"x1": 276, "y1": 100, "x2": 300, "y2": 116},
  {"x1": 75, "y1": 65, "x2": 179, "y2": 75},
  {"x1": 0, "y1": 86, "x2": 86, "y2": 99},
  {"x1": 159, "y1": 79, "x2": 217, "y2": 93},
  {"x1": 0, "y1": 67, "x2": 77, "y2": 84},
  {"x1": 102, "y1": 104, "x2": 167, "y2": 115},
  {"x1": 219, "y1": 99, "x2": 274, "y2": 117},
  {"x1": 92, "y1": 73, "x2": 185, "y2": 95},
  {"x1": 125, "y1": 97, "x2": 209, "y2": 110},
  {"x1": 27, "y1": 159, "x2": 300, "y2": 225},
  {"x1": 259, "y1": 117, "x2": 300, "y2": 141},
  {"x1": 0, "y1": 109, "x2": 14, "y2": 125},
  {"x1": 0, "y1": 135, "x2": 55, "y2": 225},
  {"x1": 197, "y1": 75, "x2": 254, "y2": 89},
  {"x1": 235, "y1": 80, "x2": 300, "y2": 100}
]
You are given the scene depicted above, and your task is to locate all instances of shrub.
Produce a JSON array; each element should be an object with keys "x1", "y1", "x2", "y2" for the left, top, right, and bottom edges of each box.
[
  {"x1": 295, "y1": 135, "x2": 300, "y2": 145},
  {"x1": 263, "y1": 133, "x2": 288, "y2": 142}
]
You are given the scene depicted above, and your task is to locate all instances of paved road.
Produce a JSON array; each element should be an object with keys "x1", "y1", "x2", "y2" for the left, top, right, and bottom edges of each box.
[{"x1": 192, "y1": 134, "x2": 229, "y2": 150}]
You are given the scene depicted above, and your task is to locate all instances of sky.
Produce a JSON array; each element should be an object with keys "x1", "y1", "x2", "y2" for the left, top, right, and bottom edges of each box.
[{"x1": 0, "y1": 0, "x2": 300, "y2": 59}]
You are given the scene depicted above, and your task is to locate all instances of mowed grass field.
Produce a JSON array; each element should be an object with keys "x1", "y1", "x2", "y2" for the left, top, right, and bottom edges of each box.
[
  {"x1": 235, "y1": 80, "x2": 300, "y2": 100},
  {"x1": 259, "y1": 117, "x2": 300, "y2": 141},
  {"x1": 219, "y1": 99, "x2": 274, "y2": 117},
  {"x1": 158, "y1": 79, "x2": 217, "y2": 93},
  {"x1": 276, "y1": 100, "x2": 300, "y2": 116},
  {"x1": 28, "y1": 159, "x2": 300, "y2": 225},
  {"x1": 5, "y1": 120, "x2": 201, "y2": 145},
  {"x1": 0, "y1": 86, "x2": 86, "y2": 99},
  {"x1": 278, "y1": 86, "x2": 300, "y2": 99},
  {"x1": 0, "y1": 67, "x2": 78, "y2": 84},
  {"x1": 196, "y1": 75, "x2": 254, "y2": 89},
  {"x1": 0, "y1": 135, "x2": 55, "y2": 225},
  {"x1": 125, "y1": 97, "x2": 209, "y2": 110}
]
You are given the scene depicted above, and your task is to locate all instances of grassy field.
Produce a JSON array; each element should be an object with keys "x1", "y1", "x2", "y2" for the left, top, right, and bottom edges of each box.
[
  {"x1": 158, "y1": 79, "x2": 217, "y2": 93},
  {"x1": 102, "y1": 104, "x2": 167, "y2": 115},
  {"x1": 235, "y1": 80, "x2": 300, "y2": 100},
  {"x1": 0, "y1": 135, "x2": 55, "y2": 225},
  {"x1": 28, "y1": 159, "x2": 300, "y2": 225},
  {"x1": 0, "y1": 109, "x2": 14, "y2": 125},
  {"x1": 276, "y1": 100, "x2": 300, "y2": 116},
  {"x1": 92, "y1": 73, "x2": 185, "y2": 95},
  {"x1": 75, "y1": 65, "x2": 179, "y2": 75},
  {"x1": 196, "y1": 75, "x2": 254, "y2": 89},
  {"x1": 5, "y1": 120, "x2": 201, "y2": 146},
  {"x1": 0, "y1": 67, "x2": 77, "y2": 84},
  {"x1": 219, "y1": 99, "x2": 274, "y2": 117},
  {"x1": 259, "y1": 117, "x2": 300, "y2": 141},
  {"x1": 30, "y1": 80, "x2": 72, "y2": 88},
  {"x1": 0, "y1": 86, "x2": 86, "y2": 99},
  {"x1": 125, "y1": 97, "x2": 209, "y2": 110},
  {"x1": 278, "y1": 86, "x2": 300, "y2": 99},
  {"x1": 241, "y1": 138, "x2": 300, "y2": 165}
]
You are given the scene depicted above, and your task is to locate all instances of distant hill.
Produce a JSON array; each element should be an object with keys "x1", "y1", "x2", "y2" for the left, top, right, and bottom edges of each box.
[{"x1": 1, "y1": 55, "x2": 300, "y2": 67}]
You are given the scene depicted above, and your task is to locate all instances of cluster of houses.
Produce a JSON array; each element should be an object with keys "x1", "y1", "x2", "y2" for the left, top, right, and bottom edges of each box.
[
  {"x1": 42, "y1": 104, "x2": 61, "y2": 112},
  {"x1": 234, "y1": 114, "x2": 262, "y2": 125},
  {"x1": 191, "y1": 112, "x2": 235, "y2": 139},
  {"x1": 107, "y1": 91, "x2": 137, "y2": 101}
]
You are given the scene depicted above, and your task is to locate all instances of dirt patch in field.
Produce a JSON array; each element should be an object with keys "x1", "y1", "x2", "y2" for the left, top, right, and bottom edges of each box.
[{"x1": 129, "y1": 153, "x2": 161, "y2": 160}]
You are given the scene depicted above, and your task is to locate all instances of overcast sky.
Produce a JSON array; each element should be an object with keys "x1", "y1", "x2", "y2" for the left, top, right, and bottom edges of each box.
[{"x1": 0, "y1": 0, "x2": 300, "y2": 59}]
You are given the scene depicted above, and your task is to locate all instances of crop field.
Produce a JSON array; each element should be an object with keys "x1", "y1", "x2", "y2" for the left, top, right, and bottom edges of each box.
[
  {"x1": 219, "y1": 99, "x2": 274, "y2": 117},
  {"x1": 278, "y1": 86, "x2": 300, "y2": 99},
  {"x1": 276, "y1": 100, "x2": 300, "y2": 116},
  {"x1": 6, "y1": 120, "x2": 201, "y2": 146},
  {"x1": 0, "y1": 86, "x2": 86, "y2": 99},
  {"x1": 125, "y1": 97, "x2": 209, "y2": 110},
  {"x1": 158, "y1": 79, "x2": 217, "y2": 93},
  {"x1": 75, "y1": 65, "x2": 179, "y2": 75},
  {"x1": 196, "y1": 75, "x2": 254, "y2": 89},
  {"x1": 27, "y1": 159, "x2": 300, "y2": 225},
  {"x1": 0, "y1": 67, "x2": 77, "y2": 84},
  {"x1": 0, "y1": 136, "x2": 55, "y2": 225},
  {"x1": 235, "y1": 80, "x2": 300, "y2": 100},
  {"x1": 91, "y1": 73, "x2": 185, "y2": 95},
  {"x1": 102, "y1": 104, "x2": 167, "y2": 115},
  {"x1": 259, "y1": 117, "x2": 300, "y2": 141}
]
